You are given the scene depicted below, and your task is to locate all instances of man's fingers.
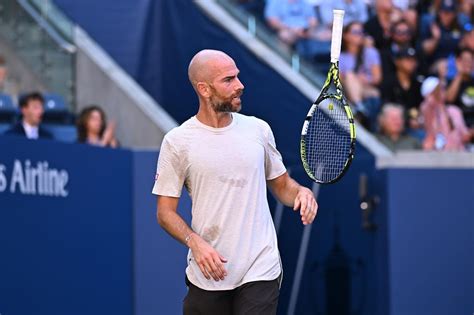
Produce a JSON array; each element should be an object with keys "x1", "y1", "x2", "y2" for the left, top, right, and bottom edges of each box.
[
  {"x1": 199, "y1": 262, "x2": 211, "y2": 280},
  {"x1": 293, "y1": 196, "x2": 301, "y2": 211}
]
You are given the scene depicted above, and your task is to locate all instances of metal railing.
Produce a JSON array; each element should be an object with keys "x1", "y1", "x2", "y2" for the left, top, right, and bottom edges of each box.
[{"x1": 0, "y1": 0, "x2": 75, "y2": 109}]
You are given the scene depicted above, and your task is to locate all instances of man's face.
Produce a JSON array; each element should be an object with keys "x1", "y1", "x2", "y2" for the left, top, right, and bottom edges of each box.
[
  {"x1": 392, "y1": 23, "x2": 412, "y2": 45},
  {"x1": 21, "y1": 99, "x2": 44, "y2": 126},
  {"x1": 439, "y1": 10, "x2": 456, "y2": 28},
  {"x1": 383, "y1": 108, "x2": 404, "y2": 136},
  {"x1": 208, "y1": 59, "x2": 244, "y2": 113}
]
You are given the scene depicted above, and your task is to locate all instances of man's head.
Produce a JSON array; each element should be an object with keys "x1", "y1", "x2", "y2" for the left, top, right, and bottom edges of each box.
[
  {"x1": 378, "y1": 103, "x2": 405, "y2": 138},
  {"x1": 188, "y1": 49, "x2": 244, "y2": 113},
  {"x1": 391, "y1": 19, "x2": 413, "y2": 46},
  {"x1": 456, "y1": 48, "x2": 474, "y2": 77},
  {"x1": 19, "y1": 92, "x2": 45, "y2": 126},
  {"x1": 438, "y1": 0, "x2": 457, "y2": 28},
  {"x1": 393, "y1": 47, "x2": 418, "y2": 74}
]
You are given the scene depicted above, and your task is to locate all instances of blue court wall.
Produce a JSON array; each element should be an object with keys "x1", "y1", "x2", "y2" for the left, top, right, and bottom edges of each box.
[{"x1": 0, "y1": 136, "x2": 134, "y2": 315}]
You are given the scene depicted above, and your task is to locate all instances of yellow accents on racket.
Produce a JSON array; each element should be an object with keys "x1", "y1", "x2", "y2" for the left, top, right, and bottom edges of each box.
[{"x1": 328, "y1": 102, "x2": 334, "y2": 110}]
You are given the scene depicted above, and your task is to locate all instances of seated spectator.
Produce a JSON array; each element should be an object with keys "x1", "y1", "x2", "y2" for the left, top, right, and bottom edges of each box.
[
  {"x1": 391, "y1": 0, "x2": 419, "y2": 30},
  {"x1": 0, "y1": 55, "x2": 19, "y2": 99},
  {"x1": 445, "y1": 48, "x2": 474, "y2": 129},
  {"x1": 376, "y1": 103, "x2": 421, "y2": 151},
  {"x1": 381, "y1": 47, "x2": 423, "y2": 112},
  {"x1": 318, "y1": 0, "x2": 369, "y2": 28},
  {"x1": 76, "y1": 105, "x2": 118, "y2": 148},
  {"x1": 264, "y1": 0, "x2": 318, "y2": 57},
  {"x1": 419, "y1": 0, "x2": 463, "y2": 71},
  {"x1": 340, "y1": 21, "x2": 382, "y2": 127},
  {"x1": 364, "y1": 0, "x2": 400, "y2": 50},
  {"x1": 380, "y1": 19, "x2": 422, "y2": 79},
  {"x1": 420, "y1": 76, "x2": 471, "y2": 150},
  {"x1": 3, "y1": 92, "x2": 53, "y2": 140}
]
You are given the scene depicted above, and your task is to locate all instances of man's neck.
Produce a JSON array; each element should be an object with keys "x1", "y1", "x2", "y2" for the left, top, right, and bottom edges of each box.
[
  {"x1": 196, "y1": 106, "x2": 233, "y2": 128},
  {"x1": 22, "y1": 120, "x2": 38, "y2": 129}
]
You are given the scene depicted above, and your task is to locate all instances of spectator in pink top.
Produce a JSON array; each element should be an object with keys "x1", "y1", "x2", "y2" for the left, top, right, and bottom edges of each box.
[{"x1": 420, "y1": 76, "x2": 470, "y2": 150}]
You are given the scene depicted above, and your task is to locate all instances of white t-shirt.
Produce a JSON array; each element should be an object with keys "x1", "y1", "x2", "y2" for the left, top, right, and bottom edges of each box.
[{"x1": 152, "y1": 113, "x2": 286, "y2": 291}]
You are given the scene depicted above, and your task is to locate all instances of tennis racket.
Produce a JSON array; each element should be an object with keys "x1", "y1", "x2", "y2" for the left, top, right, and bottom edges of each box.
[{"x1": 300, "y1": 9, "x2": 356, "y2": 184}]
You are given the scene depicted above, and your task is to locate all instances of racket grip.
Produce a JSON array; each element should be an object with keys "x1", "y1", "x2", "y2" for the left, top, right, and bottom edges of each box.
[{"x1": 330, "y1": 10, "x2": 345, "y2": 63}]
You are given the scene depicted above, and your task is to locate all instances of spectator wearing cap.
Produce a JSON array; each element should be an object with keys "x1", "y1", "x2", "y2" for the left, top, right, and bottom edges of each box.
[
  {"x1": 419, "y1": 0, "x2": 463, "y2": 70},
  {"x1": 3, "y1": 92, "x2": 53, "y2": 140},
  {"x1": 381, "y1": 47, "x2": 423, "y2": 113},
  {"x1": 264, "y1": 0, "x2": 318, "y2": 57},
  {"x1": 420, "y1": 76, "x2": 470, "y2": 150},
  {"x1": 376, "y1": 103, "x2": 421, "y2": 151}
]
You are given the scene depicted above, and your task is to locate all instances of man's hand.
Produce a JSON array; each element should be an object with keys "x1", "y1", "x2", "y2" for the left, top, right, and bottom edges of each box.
[
  {"x1": 188, "y1": 233, "x2": 228, "y2": 281},
  {"x1": 293, "y1": 187, "x2": 318, "y2": 225}
]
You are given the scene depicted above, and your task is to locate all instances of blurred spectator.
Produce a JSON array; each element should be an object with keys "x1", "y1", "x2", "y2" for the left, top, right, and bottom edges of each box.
[
  {"x1": 3, "y1": 92, "x2": 53, "y2": 140},
  {"x1": 77, "y1": 105, "x2": 118, "y2": 148},
  {"x1": 0, "y1": 55, "x2": 19, "y2": 99},
  {"x1": 445, "y1": 48, "x2": 474, "y2": 131},
  {"x1": 381, "y1": 47, "x2": 423, "y2": 112},
  {"x1": 376, "y1": 103, "x2": 421, "y2": 151},
  {"x1": 458, "y1": 0, "x2": 473, "y2": 32},
  {"x1": 318, "y1": 0, "x2": 369, "y2": 27},
  {"x1": 391, "y1": 0, "x2": 419, "y2": 29},
  {"x1": 419, "y1": 0, "x2": 463, "y2": 70},
  {"x1": 380, "y1": 19, "x2": 422, "y2": 79},
  {"x1": 364, "y1": 0, "x2": 400, "y2": 50},
  {"x1": 340, "y1": 21, "x2": 382, "y2": 127},
  {"x1": 420, "y1": 76, "x2": 471, "y2": 150},
  {"x1": 264, "y1": 0, "x2": 318, "y2": 56}
]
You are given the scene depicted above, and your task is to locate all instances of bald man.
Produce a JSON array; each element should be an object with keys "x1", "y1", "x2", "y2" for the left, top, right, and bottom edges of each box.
[{"x1": 153, "y1": 49, "x2": 317, "y2": 314}]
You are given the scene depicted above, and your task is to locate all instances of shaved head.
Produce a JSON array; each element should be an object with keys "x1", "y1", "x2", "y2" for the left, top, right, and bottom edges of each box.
[{"x1": 188, "y1": 49, "x2": 235, "y2": 88}]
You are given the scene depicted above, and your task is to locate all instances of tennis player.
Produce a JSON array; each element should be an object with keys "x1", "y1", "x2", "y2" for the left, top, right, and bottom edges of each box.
[{"x1": 153, "y1": 49, "x2": 317, "y2": 314}]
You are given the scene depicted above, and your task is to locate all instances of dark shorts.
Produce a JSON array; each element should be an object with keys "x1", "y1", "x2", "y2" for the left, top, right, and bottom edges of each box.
[{"x1": 183, "y1": 275, "x2": 280, "y2": 315}]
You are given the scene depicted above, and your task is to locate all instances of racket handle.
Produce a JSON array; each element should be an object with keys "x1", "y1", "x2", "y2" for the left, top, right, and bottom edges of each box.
[{"x1": 330, "y1": 10, "x2": 345, "y2": 63}]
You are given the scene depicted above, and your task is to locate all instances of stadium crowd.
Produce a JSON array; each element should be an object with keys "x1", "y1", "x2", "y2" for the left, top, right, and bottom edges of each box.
[
  {"x1": 238, "y1": 0, "x2": 474, "y2": 151},
  {"x1": 0, "y1": 65, "x2": 117, "y2": 148}
]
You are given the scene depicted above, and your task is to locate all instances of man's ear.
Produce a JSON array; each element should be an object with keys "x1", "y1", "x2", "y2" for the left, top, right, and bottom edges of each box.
[{"x1": 196, "y1": 82, "x2": 211, "y2": 98}]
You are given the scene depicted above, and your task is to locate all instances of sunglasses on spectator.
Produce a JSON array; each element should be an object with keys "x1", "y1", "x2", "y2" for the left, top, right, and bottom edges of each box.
[{"x1": 350, "y1": 29, "x2": 364, "y2": 36}]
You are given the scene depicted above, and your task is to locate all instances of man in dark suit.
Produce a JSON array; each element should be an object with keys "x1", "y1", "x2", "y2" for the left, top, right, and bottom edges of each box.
[{"x1": 4, "y1": 91, "x2": 53, "y2": 139}]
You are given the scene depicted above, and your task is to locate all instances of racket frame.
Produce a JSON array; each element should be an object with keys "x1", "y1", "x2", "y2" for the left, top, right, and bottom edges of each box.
[{"x1": 300, "y1": 62, "x2": 356, "y2": 184}]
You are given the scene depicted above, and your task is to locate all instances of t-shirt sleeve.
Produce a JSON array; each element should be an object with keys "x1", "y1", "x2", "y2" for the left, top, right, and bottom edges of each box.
[
  {"x1": 263, "y1": 123, "x2": 287, "y2": 180},
  {"x1": 151, "y1": 136, "x2": 185, "y2": 197}
]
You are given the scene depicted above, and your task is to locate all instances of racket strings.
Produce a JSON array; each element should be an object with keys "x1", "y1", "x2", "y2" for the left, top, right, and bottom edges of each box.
[{"x1": 304, "y1": 98, "x2": 352, "y2": 182}]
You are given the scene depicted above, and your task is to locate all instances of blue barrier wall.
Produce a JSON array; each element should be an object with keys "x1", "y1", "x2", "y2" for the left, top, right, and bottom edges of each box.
[
  {"x1": 132, "y1": 150, "x2": 191, "y2": 315},
  {"x1": 382, "y1": 168, "x2": 474, "y2": 315},
  {"x1": 0, "y1": 136, "x2": 133, "y2": 315}
]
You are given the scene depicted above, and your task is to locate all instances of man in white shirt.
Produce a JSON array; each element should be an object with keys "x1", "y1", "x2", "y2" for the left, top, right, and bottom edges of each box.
[
  {"x1": 153, "y1": 49, "x2": 318, "y2": 314},
  {"x1": 4, "y1": 92, "x2": 53, "y2": 140}
]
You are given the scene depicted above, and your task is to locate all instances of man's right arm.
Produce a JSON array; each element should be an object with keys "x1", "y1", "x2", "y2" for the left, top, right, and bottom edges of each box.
[{"x1": 156, "y1": 195, "x2": 228, "y2": 281}]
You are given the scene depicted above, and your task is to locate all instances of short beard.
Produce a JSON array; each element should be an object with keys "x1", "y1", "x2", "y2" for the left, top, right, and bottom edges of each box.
[{"x1": 211, "y1": 99, "x2": 236, "y2": 112}]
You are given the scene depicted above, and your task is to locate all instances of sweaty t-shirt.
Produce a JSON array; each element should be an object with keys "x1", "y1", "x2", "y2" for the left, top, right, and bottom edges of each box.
[{"x1": 152, "y1": 113, "x2": 286, "y2": 291}]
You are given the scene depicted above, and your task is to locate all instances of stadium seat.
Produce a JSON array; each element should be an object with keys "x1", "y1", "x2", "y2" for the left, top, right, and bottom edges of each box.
[
  {"x1": 43, "y1": 124, "x2": 77, "y2": 142},
  {"x1": 0, "y1": 93, "x2": 18, "y2": 124},
  {"x1": 42, "y1": 93, "x2": 74, "y2": 124}
]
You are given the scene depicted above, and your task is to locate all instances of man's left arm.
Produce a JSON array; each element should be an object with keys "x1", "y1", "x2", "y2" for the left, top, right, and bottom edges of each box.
[{"x1": 267, "y1": 172, "x2": 318, "y2": 225}]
